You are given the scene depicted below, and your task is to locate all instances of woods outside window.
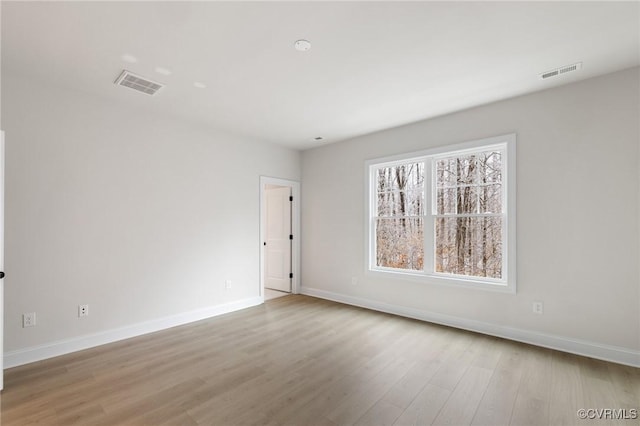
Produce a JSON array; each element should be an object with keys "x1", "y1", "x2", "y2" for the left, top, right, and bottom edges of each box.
[{"x1": 367, "y1": 134, "x2": 516, "y2": 292}]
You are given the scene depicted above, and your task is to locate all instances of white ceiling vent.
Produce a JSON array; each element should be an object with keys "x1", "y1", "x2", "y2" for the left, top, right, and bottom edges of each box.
[
  {"x1": 540, "y1": 62, "x2": 582, "y2": 80},
  {"x1": 114, "y1": 70, "x2": 163, "y2": 95}
]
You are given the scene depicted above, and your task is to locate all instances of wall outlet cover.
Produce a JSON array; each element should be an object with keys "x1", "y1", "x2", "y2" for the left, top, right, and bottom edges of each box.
[
  {"x1": 78, "y1": 304, "x2": 89, "y2": 317},
  {"x1": 532, "y1": 301, "x2": 544, "y2": 315},
  {"x1": 23, "y1": 312, "x2": 36, "y2": 327}
]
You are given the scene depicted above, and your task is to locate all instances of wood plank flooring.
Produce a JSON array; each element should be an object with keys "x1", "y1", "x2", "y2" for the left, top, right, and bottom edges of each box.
[{"x1": 1, "y1": 295, "x2": 638, "y2": 425}]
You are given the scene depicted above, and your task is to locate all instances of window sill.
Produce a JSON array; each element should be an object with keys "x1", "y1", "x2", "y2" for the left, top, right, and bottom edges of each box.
[{"x1": 366, "y1": 268, "x2": 516, "y2": 294}]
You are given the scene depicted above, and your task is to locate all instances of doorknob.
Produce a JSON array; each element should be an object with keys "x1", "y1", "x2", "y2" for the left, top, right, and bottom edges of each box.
[{"x1": 0, "y1": 272, "x2": 5, "y2": 279}]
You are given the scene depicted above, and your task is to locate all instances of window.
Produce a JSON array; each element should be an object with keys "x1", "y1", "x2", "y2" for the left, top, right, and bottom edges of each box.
[{"x1": 367, "y1": 134, "x2": 516, "y2": 292}]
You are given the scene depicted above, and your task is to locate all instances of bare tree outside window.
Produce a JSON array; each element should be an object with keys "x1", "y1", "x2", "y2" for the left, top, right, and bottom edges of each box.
[
  {"x1": 373, "y1": 149, "x2": 504, "y2": 280},
  {"x1": 375, "y1": 162, "x2": 424, "y2": 270},
  {"x1": 434, "y1": 151, "x2": 503, "y2": 279}
]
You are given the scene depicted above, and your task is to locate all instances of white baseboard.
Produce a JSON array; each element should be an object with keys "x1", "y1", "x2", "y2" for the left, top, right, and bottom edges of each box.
[
  {"x1": 4, "y1": 296, "x2": 263, "y2": 369},
  {"x1": 301, "y1": 287, "x2": 640, "y2": 368}
]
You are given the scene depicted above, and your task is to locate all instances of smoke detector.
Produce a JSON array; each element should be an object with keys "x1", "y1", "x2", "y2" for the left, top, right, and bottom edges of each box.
[
  {"x1": 114, "y1": 70, "x2": 164, "y2": 95},
  {"x1": 294, "y1": 39, "x2": 311, "y2": 52},
  {"x1": 540, "y1": 62, "x2": 582, "y2": 80}
]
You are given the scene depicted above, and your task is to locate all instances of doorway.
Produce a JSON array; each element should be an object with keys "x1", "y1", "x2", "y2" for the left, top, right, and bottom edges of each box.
[{"x1": 260, "y1": 177, "x2": 300, "y2": 300}]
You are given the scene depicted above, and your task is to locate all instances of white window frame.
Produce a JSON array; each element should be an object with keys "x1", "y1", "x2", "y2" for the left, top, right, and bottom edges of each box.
[{"x1": 365, "y1": 133, "x2": 516, "y2": 293}]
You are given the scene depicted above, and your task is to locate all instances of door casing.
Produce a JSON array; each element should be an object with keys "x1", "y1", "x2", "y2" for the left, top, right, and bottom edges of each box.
[
  {"x1": 1, "y1": 131, "x2": 5, "y2": 390},
  {"x1": 259, "y1": 176, "x2": 300, "y2": 298}
]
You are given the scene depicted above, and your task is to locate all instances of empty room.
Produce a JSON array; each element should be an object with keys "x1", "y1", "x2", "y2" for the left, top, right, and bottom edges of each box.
[{"x1": 0, "y1": 1, "x2": 639, "y2": 425}]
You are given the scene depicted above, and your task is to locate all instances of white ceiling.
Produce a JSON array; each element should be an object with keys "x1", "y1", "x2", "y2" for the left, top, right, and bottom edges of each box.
[{"x1": 2, "y1": 1, "x2": 639, "y2": 150}]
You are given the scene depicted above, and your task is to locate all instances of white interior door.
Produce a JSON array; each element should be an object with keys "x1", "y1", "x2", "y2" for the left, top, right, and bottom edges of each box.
[
  {"x1": 265, "y1": 186, "x2": 292, "y2": 292},
  {"x1": 1, "y1": 131, "x2": 5, "y2": 390}
]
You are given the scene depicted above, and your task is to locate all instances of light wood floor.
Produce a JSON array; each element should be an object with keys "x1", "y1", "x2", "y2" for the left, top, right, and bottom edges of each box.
[
  {"x1": 1, "y1": 295, "x2": 638, "y2": 425},
  {"x1": 264, "y1": 289, "x2": 290, "y2": 301}
]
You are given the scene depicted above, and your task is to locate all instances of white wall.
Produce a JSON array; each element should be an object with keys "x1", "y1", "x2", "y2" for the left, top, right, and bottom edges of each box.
[
  {"x1": 301, "y1": 67, "x2": 640, "y2": 365},
  {"x1": 2, "y1": 72, "x2": 301, "y2": 361}
]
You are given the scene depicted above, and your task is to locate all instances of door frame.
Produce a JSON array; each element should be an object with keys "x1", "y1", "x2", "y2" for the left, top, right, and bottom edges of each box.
[
  {"x1": 1, "y1": 131, "x2": 5, "y2": 390},
  {"x1": 259, "y1": 176, "x2": 300, "y2": 299}
]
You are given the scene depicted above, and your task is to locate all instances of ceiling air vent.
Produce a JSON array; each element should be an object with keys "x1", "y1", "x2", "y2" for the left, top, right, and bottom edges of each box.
[
  {"x1": 540, "y1": 62, "x2": 582, "y2": 80},
  {"x1": 114, "y1": 70, "x2": 163, "y2": 95}
]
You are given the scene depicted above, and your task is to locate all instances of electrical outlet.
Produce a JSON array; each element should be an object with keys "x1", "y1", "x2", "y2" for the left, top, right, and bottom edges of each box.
[
  {"x1": 532, "y1": 301, "x2": 544, "y2": 315},
  {"x1": 78, "y1": 304, "x2": 89, "y2": 317},
  {"x1": 225, "y1": 280, "x2": 232, "y2": 290},
  {"x1": 23, "y1": 312, "x2": 36, "y2": 327}
]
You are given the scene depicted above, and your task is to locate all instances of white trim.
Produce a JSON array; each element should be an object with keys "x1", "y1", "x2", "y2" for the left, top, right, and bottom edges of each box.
[
  {"x1": 366, "y1": 268, "x2": 515, "y2": 294},
  {"x1": 0, "y1": 132, "x2": 4, "y2": 389},
  {"x1": 259, "y1": 176, "x2": 301, "y2": 297},
  {"x1": 301, "y1": 287, "x2": 640, "y2": 368},
  {"x1": 4, "y1": 296, "x2": 262, "y2": 369}
]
